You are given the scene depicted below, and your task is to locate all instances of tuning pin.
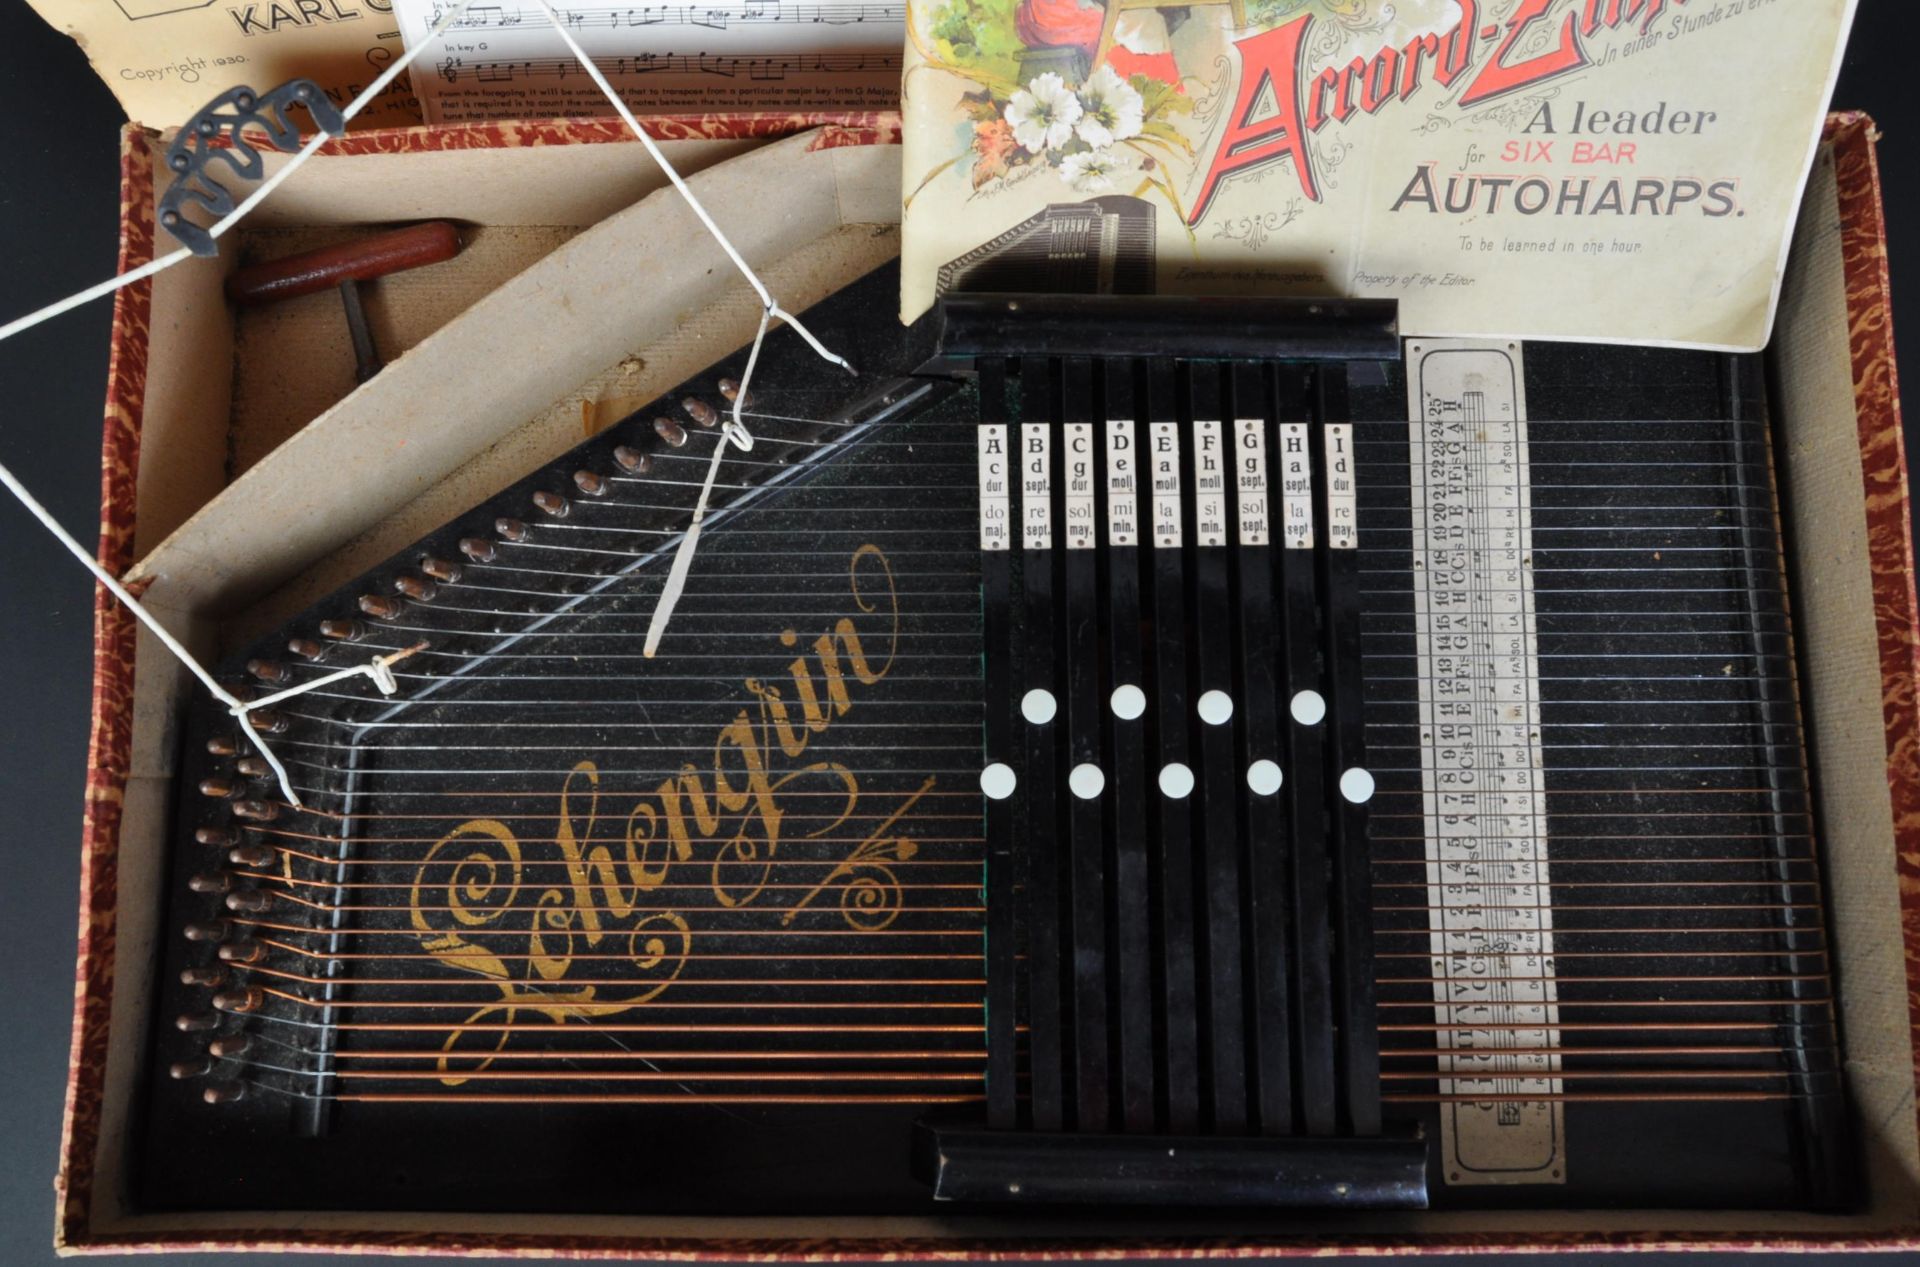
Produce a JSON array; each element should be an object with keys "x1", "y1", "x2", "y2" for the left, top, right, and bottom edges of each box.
[
  {"x1": 175, "y1": 1012, "x2": 219, "y2": 1033},
  {"x1": 320, "y1": 618, "x2": 367, "y2": 642},
  {"x1": 205, "y1": 734, "x2": 239, "y2": 757},
  {"x1": 419, "y1": 556, "x2": 462, "y2": 583},
  {"x1": 189, "y1": 872, "x2": 234, "y2": 896},
  {"x1": 235, "y1": 756, "x2": 271, "y2": 779},
  {"x1": 246, "y1": 659, "x2": 290, "y2": 685},
  {"x1": 613, "y1": 445, "x2": 652, "y2": 474},
  {"x1": 653, "y1": 417, "x2": 688, "y2": 447},
  {"x1": 202, "y1": 1081, "x2": 248, "y2": 1105},
  {"x1": 181, "y1": 964, "x2": 230, "y2": 988},
  {"x1": 184, "y1": 920, "x2": 231, "y2": 943},
  {"x1": 572, "y1": 470, "x2": 606, "y2": 497},
  {"x1": 393, "y1": 575, "x2": 438, "y2": 602},
  {"x1": 224, "y1": 890, "x2": 273, "y2": 914},
  {"x1": 716, "y1": 378, "x2": 752, "y2": 406},
  {"x1": 245, "y1": 710, "x2": 287, "y2": 734},
  {"x1": 358, "y1": 594, "x2": 404, "y2": 620},
  {"x1": 459, "y1": 537, "x2": 497, "y2": 563},
  {"x1": 170, "y1": 1056, "x2": 215, "y2": 1080},
  {"x1": 228, "y1": 844, "x2": 275, "y2": 868},
  {"x1": 199, "y1": 777, "x2": 239, "y2": 800},
  {"x1": 209, "y1": 1034, "x2": 252, "y2": 1059},
  {"x1": 195, "y1": 825, "x2": 238, "y2": 848},
  {"x1": 682, "y1": 397, "x2": 720, "y2": 428},
  {"x1": 231, "y1": 800, "x2": 278, "y2": 823},
  {"x1": 287, "y1": 637, "x2": 329, "y2": 662},
  {"x1": 532, "y1": 491, "x2": 570, "y2": 518},
  {"x1": 213, "y1": 986, "x2": 266, "y2": 1014},
  {"x1": 218, "y1": 939, "x2": 266, "y2": 964},
  {"x1": 495, "y1": 517, "x2": 529, "y2": 542}
]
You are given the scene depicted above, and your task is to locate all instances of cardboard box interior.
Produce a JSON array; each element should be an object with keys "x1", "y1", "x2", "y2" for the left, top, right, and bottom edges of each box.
[{"x1": 72, "y1": 124, "x2": 1920, "y2": 1247}]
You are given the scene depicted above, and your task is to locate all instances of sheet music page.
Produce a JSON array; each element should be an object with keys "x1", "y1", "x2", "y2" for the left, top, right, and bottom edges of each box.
[{"x1": 394, "y1": 0, "x2": 902, "y2": 122}]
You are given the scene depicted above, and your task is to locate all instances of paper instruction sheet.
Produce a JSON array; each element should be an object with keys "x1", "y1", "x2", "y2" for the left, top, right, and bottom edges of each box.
[{"x1": 900, "y1": 0, "x2": 1859, "y2": 348}]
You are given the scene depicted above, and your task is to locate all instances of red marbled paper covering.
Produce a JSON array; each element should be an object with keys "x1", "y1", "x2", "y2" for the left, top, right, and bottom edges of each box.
[{"x1": 53, "y1": 112, "x2": 1915, "y2": 1257}]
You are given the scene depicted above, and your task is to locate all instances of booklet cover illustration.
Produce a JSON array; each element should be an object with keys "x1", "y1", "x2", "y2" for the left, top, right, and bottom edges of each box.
[{"x1": 900, "y1": 0, "x2": 1857, "y2": 348}]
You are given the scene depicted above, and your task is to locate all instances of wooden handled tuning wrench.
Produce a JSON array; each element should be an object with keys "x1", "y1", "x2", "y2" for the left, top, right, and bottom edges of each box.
[{"x1": 224, "y1": 221, "x2": 464, "y2": 384}]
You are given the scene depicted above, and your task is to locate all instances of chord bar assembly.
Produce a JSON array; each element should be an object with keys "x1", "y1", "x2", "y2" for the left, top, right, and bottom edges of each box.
[{"x1": 916, "y1": 293, "x2": 1428, "y2": 1208}]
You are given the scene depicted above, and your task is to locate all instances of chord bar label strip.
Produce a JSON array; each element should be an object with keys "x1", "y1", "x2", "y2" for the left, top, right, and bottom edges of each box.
[
  {"x1": 979, "y1": 424, "x2": 1010, "y2": 551},
  {"x1": 1407, "y1": 339, "x2": 1565, "y2": 1187}
]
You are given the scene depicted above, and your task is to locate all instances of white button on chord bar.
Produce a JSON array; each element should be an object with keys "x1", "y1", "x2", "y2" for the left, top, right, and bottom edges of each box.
[
  {"x1": 1110, "y1": 684, "x2": 1146, "y2": 720},
  {"x1": 1247, "y1": 759, "x2": 1283, "y2": 796},
  {"x1": 1021, "y1": 688, "x2": 1057, "y2": 725},
  {"x1": 1339, "y1": 767, "x2": 1376, "y2": 804},
  {"x1": 1158, "y1": 762, "x2": 1194, "y2": 799},
  {"x1": 1291, "y1": 689, "x2": 1327, "y2": 726},
  {"x1": 1069, "y1": 763, "x2": 1105, "y2": 799},
  {"x1": 980, "y1": 763, "x2": 1017, "y2": 800},
  {"x1": 1197, "y1": 690, "x2": 1234, "y2": 726}
]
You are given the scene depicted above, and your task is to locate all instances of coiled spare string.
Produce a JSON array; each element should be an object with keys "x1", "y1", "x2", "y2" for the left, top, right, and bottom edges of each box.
[{"x1": 0, "y1": 0, "x2": 854, "y2": 807}]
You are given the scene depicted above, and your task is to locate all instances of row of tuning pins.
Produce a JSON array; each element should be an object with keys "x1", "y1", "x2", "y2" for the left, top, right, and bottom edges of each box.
[
  {"x1": 230, "y1": 381, "x2": 749, "y2": 686},
  {"x1": 174, "y1": 688, "x2": 299, "y2": 1105}
]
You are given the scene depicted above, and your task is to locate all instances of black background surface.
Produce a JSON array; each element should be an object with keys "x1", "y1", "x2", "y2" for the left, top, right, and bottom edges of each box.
[{"x1": 0, "y1": 1, "x2": 1911, "y2": 1262}]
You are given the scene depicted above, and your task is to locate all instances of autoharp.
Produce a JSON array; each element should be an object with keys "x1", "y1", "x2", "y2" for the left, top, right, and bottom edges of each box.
[{"x1": 140, "y1": 259, "x2": 1850, "y2": 1218}]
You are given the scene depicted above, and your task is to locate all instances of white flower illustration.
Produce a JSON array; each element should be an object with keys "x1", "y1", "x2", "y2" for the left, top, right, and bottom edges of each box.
[
  {"x1": 1060, "y1": 148, "x2": 1129, "y2": 193},
  {"x1": 1074, "y1": 64, "x2": 1145, "y2": 149},
  {"x1": 1004, "y1": 72, "x2": 1084, "y2": 153}
]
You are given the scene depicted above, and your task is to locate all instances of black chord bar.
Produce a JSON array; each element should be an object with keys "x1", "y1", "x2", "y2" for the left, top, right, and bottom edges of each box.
[
  {"x1": 1186, "y1": 361, "x2": 1248, "y2": 1133},
  {"x1": 1102, "y1": 360, "x2": 1156, "y2": 1134},
  {"x1": 1315, "y1": 366, "x2": 1380, "y2": 1137},
  {"x1": 1018, "y1": 356, "x2": 1065, "y2": 1131},
  {"x1": 1145, "y1": 358, "x2": 1201, "y2": 1135},
  {"x1": 1230, "y1": 361, "x2": 1293, "y2": 1137},
  {"x1": 1060, "y1": 357, "x2": 1110, "y2": 1131},
  {"x1": 1278, "y1": 369, "x2": 1337, "y2": 1136}
]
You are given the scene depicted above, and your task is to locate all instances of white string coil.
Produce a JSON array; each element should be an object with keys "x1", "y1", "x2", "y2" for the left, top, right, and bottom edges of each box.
[{"x1": 0, "y1": 0, "x2": 853, "y2": 800}]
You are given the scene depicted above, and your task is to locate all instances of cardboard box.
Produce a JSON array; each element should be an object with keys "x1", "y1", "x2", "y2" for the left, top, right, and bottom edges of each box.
[{"x1": 51, "y1": 106, "x2": 1919, "y2": 1253}]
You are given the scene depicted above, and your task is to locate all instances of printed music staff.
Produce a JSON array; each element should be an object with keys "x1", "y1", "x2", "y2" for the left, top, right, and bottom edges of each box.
[
  {"x1": 435, "y1": 49, "x2": 900, "y2": 82},
  {"x1": 430, "y1": 1, "x2": 904, "y2": 29}
]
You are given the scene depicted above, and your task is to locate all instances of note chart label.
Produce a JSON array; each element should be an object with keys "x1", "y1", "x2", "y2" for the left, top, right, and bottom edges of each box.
[
  {"x1": 1280, "y1": 423, "x2": 1313, "y2": 550},
  {"x1": 1150, "y1": 422, "x2": 1182, "y2": 549},
  {"x1": 1234, "y1": 419, "x2": 1269, "y2": 547},
  {"x1": 1191, "y1": 420, "x2": 1227, "y2": 547},
  {"x1": 1021, "y1": 422, "x2": 1053, "y2": 551},
  {"x1": 1064, "y1": 423, "x2": 1096, "y2": 550},
  {"x1": 978, "y1": 425, "x2": 1009, "y2": 552},
  {"x1": 1323, "y1": 423, "x2": 1357, "y2": 550},
  {"x1": 1106, "y1": 419, "x2": 1139, "y2": 547},
  {"x1": 1408, "y1": 339, "x2": 1564, "y2": 1187}
]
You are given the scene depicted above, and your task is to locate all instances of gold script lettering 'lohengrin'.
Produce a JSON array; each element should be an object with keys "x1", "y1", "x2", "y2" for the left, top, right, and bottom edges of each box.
[{"x1": 406, "y1": 545, "x2": 919, "y2": 1081}]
